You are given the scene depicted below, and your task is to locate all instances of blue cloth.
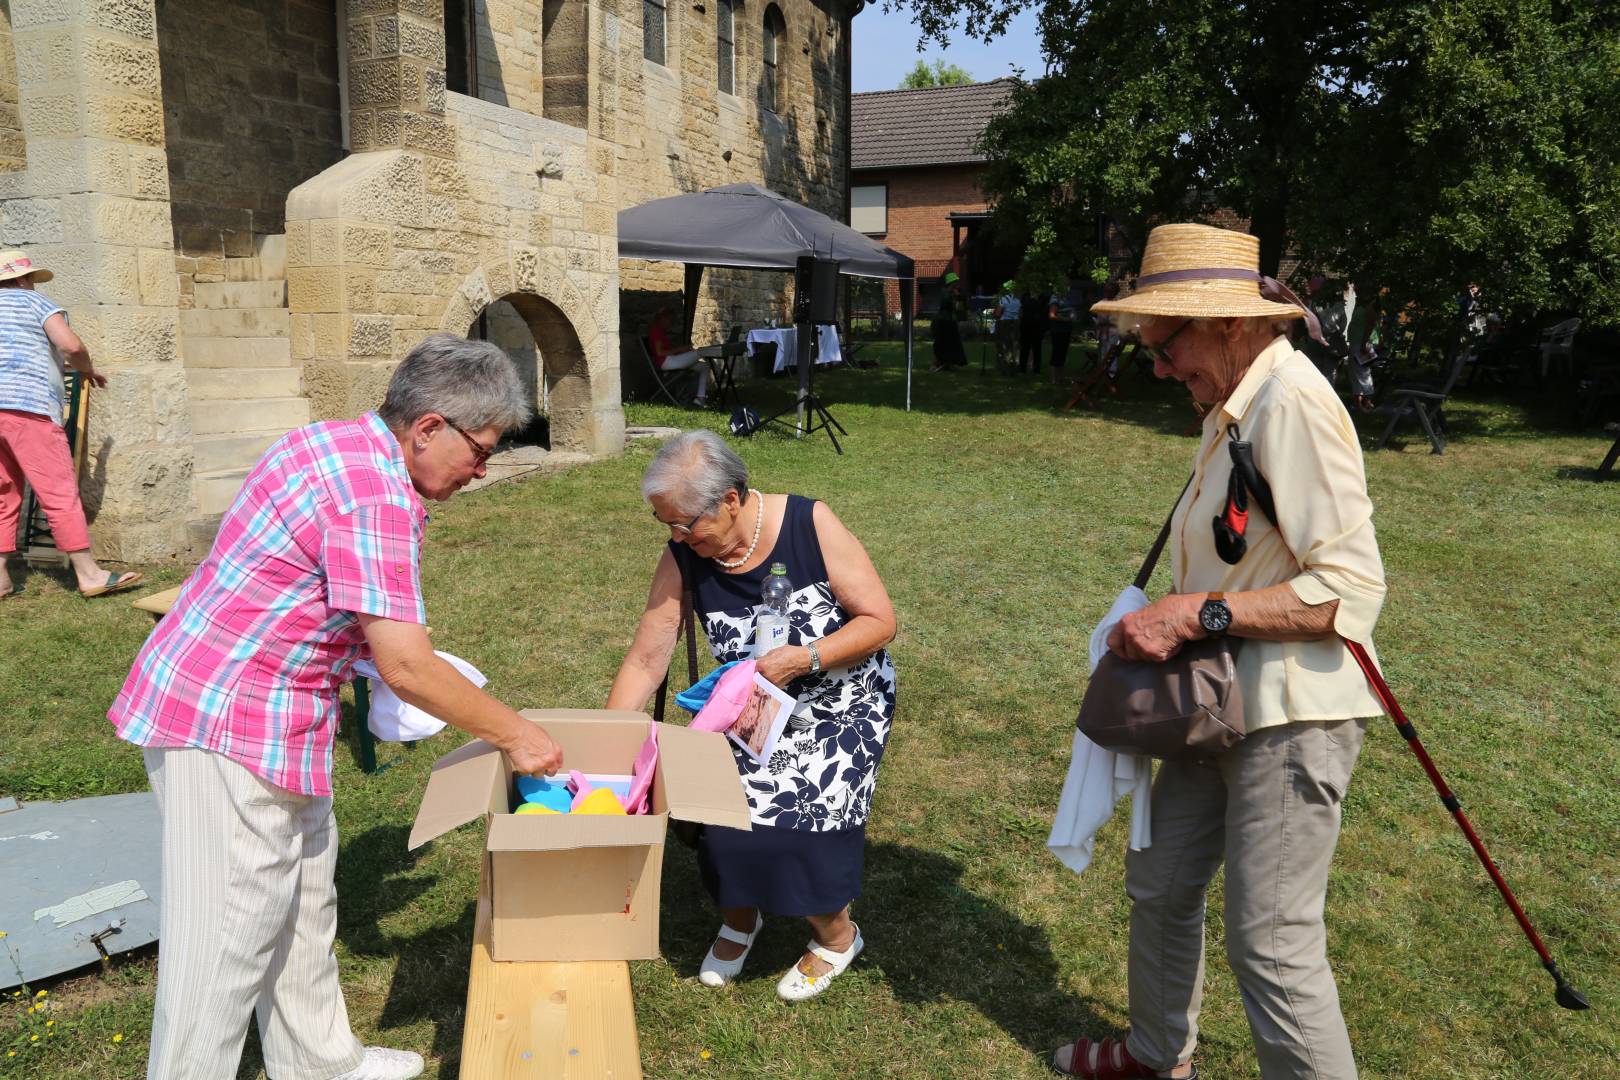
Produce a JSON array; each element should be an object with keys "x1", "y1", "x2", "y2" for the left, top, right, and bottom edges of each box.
[
  {"x1": 675, "y1": 659, "x2": 743, "y2": 713},
  {"x1": 0, "y1": 290, "x2": 67, "y2": 423},
  {"x1": 697, "y1": 822, "x2": 865, "y2": 915}
]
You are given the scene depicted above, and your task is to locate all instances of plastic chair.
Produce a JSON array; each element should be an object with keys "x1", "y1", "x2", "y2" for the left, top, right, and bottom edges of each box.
[
  {"x1": 1372, "y1": 348, "x2": 1472, "y2": 455},
  {"x1": 1537, "y1": 317, "x2": 1581, "y2": 381}
]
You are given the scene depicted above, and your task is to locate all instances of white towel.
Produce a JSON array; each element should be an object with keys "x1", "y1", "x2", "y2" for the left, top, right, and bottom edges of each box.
[
  {"x1": 351, "y1": 651, "x2": 487, "y2": 742},
  {"x1": 1046, "y1": 586, "x2": 1154, "y2": 875}
]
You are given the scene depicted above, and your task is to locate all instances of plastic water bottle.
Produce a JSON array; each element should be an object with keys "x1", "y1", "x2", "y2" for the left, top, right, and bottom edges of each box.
[{"x1": 755, "y1": 562, "x2": 793, "y2": 658}]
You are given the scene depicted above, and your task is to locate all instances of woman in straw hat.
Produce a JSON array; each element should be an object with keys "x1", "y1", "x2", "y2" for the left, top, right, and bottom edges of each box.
[
  {"x1": 0, "y1": 248, "x2": 143, "y2": 599},
  {"x1": 1053, "y1": 223, "x2": 1387, "y2": 1079}
]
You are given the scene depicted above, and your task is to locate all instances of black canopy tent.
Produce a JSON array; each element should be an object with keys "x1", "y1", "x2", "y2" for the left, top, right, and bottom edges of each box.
[{"x1": 617, "y1": 183, "x2": 919, "y2": 409}]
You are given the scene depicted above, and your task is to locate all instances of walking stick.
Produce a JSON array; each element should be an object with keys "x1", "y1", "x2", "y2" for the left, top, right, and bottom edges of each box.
[{"x1": 1344, "y1": 638, "x2": 1591, "y2": 1010}]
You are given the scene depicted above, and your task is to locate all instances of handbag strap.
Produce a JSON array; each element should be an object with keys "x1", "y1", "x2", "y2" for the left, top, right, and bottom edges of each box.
[
  {"x1": 1134, "y1": 474, "x2": 1195, "y2": 590},
  {"x1": 651, "y1": 548, "x2": 701, "y2": 724}
]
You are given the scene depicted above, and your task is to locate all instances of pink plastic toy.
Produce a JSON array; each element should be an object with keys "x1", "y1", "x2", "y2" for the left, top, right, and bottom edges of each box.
[
  {"x1": 691, "y1": 660, "x2": 757, "y2": 733},
  {"x1": 623, "y1": 722, "x2": 659, "y2": 815}
]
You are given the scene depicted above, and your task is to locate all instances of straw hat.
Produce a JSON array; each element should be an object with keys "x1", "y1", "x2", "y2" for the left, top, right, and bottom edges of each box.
[
  {"x1": 1091, "y1": 223, "x2": 1300, "y2": 321},
  {"x1": 0, "y1": 250, "x2": 53, "y2": 283}
]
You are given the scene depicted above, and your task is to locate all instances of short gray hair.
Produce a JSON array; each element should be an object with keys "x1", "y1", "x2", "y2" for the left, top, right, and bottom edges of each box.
[
  {"x1": 378, "y1": 334, "x2": 531, "y2": 433},
  {"x1": 641, "y1": 429, "x2": 749, "y2": 516}
]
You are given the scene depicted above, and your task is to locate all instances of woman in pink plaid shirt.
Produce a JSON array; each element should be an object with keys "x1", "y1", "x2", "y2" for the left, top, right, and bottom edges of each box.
[{"x1": 110, "y1": 335, "x2": 563, "y2": 1080}]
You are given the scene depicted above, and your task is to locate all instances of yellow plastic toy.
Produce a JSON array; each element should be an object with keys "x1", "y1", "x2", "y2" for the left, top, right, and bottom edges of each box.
[
  {"x1": 514, "y1": 803, "x2": 561, "y2": 815},
  {"x1": 573, "y1": 788, "x2": 627, "y2": 816}
]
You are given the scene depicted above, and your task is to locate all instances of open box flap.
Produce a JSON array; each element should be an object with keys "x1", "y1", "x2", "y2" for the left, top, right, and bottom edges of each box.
[
  {"x1": 408, "y1": 738, "x2": 505, "y2": 850},
  {"x1": 488, "y1": 810, "x2": 666, "y2": 852},
  {"x1": 654, "y1": 722, "x2": 754, "y2": 830}
]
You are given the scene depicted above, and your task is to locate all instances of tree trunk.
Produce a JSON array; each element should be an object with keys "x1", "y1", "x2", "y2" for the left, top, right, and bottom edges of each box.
[{"x1": 1250, "y1": 186, "x2": 1290, "y2": 279}]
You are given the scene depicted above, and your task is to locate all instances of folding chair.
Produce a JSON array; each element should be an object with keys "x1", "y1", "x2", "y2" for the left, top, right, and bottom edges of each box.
[
  {"x1": 1372, "y1": 348, "x2": 1472, "y2": 454},
  {"x1": 639, "y1": 335, "x2": 700, "y2": 408},
  {"x1": 699, "y1": 325, "x2": 746, "y2": 410}
]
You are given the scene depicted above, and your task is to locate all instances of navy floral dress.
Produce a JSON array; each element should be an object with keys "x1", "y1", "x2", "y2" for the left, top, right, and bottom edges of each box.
[{"x1": 672, "y1": 494, "x2": 896, "y2": 915}]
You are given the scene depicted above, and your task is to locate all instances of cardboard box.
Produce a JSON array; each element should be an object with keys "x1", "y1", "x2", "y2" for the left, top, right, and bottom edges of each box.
[{"x1": 408, "y1": 709, "x2": 752, "y2": 962}]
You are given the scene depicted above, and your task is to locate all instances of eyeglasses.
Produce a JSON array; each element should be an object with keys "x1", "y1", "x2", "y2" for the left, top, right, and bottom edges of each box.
[
  {"x1": 651, "y1": 506, "x2": 709, "y2": 538},
  {"x1": 446, "y1": 420, "x2": 497, "y2": 467},
  {"x1": 1137, "y1": 319, "x2": 1193, "y2": 366}
]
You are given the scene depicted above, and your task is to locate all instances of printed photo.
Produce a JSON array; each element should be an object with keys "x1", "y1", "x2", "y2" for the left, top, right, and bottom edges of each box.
[{"x1": 727, "y1": 674, "x2": 797, "y2": 763}]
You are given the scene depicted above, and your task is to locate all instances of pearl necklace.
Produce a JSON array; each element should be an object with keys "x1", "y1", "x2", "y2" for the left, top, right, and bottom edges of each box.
[{"x1": 713, "y1": 489, "x2": 765, "y2": 569}]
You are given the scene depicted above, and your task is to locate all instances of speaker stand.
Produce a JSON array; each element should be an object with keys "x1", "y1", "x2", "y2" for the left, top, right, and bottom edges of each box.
[{"x1": 761, "y1": 321, "x2": 847, "y2": 454}]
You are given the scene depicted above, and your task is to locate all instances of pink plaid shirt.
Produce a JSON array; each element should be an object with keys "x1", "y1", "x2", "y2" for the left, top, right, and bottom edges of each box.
[{"x1": 110, "y1": 412, "x2": 427, "y2": 796}]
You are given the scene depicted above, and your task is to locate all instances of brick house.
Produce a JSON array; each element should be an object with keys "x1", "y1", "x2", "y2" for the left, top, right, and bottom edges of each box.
[
  {"x1": 849, "y1": 78, "x2": 1014, "y2": 317},
  {"x1": 0, "y1": 0, "x2": 856, "y2": 560}
]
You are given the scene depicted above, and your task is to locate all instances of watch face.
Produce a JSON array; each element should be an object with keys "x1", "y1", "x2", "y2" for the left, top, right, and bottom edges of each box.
[{"x1": 1200, "y1": 600, "x2": 1232, "y2": 633}]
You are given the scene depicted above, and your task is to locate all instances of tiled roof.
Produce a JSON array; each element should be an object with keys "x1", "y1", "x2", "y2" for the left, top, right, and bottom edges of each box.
[{"x1": 851, "y1": 78, "x2": 1017, "y2": 170}]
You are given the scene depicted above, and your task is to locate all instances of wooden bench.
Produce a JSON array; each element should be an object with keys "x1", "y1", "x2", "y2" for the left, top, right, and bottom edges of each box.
[
  {"x1": 131, "y1": 585, "x2": 183, "y2": 621},
  {"x1": 460, "y1": 861, "x2": 642, "y2": 1079}
]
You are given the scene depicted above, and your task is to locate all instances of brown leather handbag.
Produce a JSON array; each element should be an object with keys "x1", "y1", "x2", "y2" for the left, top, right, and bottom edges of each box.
[{"x1": 1075, "y1": 484, "x2": 1247, "y2": 760}]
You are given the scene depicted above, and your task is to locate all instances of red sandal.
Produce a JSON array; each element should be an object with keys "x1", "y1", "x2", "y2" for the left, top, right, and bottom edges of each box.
[{"x1": 1049, "y1": 1036, "x2": 1197, "y2": 1079}]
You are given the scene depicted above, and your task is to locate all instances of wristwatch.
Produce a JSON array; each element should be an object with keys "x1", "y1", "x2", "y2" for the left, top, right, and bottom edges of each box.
[{"x1": 1198, "y1": 591, "x2": 1233, "y2": 635}]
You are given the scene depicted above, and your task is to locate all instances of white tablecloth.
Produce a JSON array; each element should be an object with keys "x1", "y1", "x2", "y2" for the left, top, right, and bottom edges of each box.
[{"x1": 746, "y1": 327, "x2": 843, "y2": 373}]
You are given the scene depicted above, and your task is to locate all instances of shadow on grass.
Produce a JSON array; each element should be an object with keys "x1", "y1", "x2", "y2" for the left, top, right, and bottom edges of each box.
[
  {"x1": 334, "y1": 824, "x2": 477, "y2": 1068},
  {"x1": 657, "y1": 835, "x2": 1110, "y2": 1057}
]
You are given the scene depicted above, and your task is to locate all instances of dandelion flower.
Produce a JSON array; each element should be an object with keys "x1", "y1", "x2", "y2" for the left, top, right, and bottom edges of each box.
[
  {"x1": 45, "y1": 1020, "x2": 54, "y2": 1027},
  {"x1": 700, "y1": 1049, "x2": 712, "y2": 1060},
  {"x1": 35, "y1": 989, "x2": 47, "y2": 998},
  {"x1": 112, "y1": 1033, "x2": 124, "y2": 1043},
  {"x1": 30, "y1": 1035, "x2": 38, "y2": 1042}
]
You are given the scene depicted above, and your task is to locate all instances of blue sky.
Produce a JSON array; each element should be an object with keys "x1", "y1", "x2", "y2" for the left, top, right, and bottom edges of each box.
[{"x1": 851, "y1": 4, "x2": 1045, "y2": 93}]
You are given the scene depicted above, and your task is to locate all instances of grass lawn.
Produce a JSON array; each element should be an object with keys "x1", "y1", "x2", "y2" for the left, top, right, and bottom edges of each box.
[{"x1": 2, "y1": 343, "x2": 1617, "y2": 1078}]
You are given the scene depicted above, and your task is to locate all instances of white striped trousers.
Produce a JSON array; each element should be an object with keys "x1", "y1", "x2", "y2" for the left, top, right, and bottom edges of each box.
[{"x1": 144, "y1": 746, "x2": 365, "y2": 1079}]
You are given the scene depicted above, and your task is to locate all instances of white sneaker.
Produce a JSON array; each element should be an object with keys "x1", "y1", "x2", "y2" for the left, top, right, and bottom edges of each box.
[
  {"x1": 698, "y1": 913, "x2": 763, "y2": 987},
  {"x1": 776, "y1": 924, "x2": 862, "y2": 1001},
  {"x1": 333, "y1": 1046, "x2": 425, "y2": 1080}
]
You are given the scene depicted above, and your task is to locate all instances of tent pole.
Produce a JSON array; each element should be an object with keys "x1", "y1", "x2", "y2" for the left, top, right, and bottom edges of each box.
[
  {"x1": 901, "y1": 278, "x2": 915, "y2": 411},
  {"x1": 682, "y1": 264, "x2": 705, "y2": 343}
]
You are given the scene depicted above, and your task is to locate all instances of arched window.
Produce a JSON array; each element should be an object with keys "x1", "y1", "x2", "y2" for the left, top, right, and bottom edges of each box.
[
  {"x1": 762, "y1": 5, "x2": 785, "y2": 113},
  {"x1": 717, "y1": 0, "x2": 736, "y2": 96},
  {"x1": 644, "y1": 0, "x2": 667, "y2": 65}
]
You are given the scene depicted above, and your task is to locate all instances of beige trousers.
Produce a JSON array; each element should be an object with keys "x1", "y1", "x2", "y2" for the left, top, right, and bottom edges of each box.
[
  {"x1": 1124, "y1": 718, "x2": 1368, "y2": 1080},
  {"x1": 144, "y1": 747, "x2": 365, "y2": 1080}
]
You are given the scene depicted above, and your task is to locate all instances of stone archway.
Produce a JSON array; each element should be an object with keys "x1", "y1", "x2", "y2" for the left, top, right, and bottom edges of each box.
[{"x1": 441, "y1": 252, "x2": 622, "y2": 457}]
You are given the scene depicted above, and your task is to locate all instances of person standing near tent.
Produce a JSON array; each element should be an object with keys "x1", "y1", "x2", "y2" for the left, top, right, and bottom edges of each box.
[
  {"x1": 1053, "y1": 223, "x2": 1386, "y2": 1080},
  {"x1": 993, "y1": 281, "x2": 1021, "y2": 371},
  {"x1": 648, "y1": 306, "x2": 710, "y2": 406},
  {"x1": 108, "y1": 335, "x2": 564, "y2": 1080},
  {"x1": 1048, "y1": 282, "x2": 1080, "y2": 385},
  {"x1": 0, "y1": 249, "x2": 144, "y2": 600},
  {"x1": 930, "y1": 272, "x2": 967, "y2": 370}
]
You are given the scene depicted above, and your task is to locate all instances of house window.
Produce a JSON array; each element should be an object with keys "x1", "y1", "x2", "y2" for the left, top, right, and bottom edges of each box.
[
  {"x1": 851, "y1": 184, "x2": 887, "y2": 235},
  {"x1": 762, "y1": 5, "x2": 784, "y2": 113},
  {"x1": 644, "y1": 0, "x2": 667, "y2": 65},
  {"x1": 444, "y1": 0, "x2": 480, "y2": 97},
  {"x1": 717, "y1": 0, "x2": 736, "y2": 96}
]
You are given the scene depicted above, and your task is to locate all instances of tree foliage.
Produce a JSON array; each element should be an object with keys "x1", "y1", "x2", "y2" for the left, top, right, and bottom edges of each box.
[
  {"x1": 899, "y1": 58, "x2": 977, "y2": 88},
  {"x1": 891, "y1": 0, "x2": 1620, "y2": 330}
]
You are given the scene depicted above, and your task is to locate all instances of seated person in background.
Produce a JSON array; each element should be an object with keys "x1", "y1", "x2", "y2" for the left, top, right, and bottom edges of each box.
[{"x1": 649, "y1": 306, "x2": 710, "y2": 406}]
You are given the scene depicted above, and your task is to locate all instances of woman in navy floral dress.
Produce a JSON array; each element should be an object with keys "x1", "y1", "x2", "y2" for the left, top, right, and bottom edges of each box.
[{"x1": 608, "y1": 430, "x2": 897, "y2": 1001}]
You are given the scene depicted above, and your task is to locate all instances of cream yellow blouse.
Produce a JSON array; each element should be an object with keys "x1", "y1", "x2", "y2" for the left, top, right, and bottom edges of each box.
[{"x1": 1170, "y1": 336, "x2": 1387, "y2": 729}]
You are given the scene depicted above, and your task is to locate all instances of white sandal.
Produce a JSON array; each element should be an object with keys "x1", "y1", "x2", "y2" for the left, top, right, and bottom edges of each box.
[
  {"x1": 775, "y1": 924, "x2": 863, "y2": 1001},
  {"x1": 698, "y1": 914, "x2": 763, "y2": 987}
]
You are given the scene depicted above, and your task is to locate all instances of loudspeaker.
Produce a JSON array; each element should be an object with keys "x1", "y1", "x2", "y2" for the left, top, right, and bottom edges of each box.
[{"x1": 793, "y1": 256, "x2": 840, "y2": 325}]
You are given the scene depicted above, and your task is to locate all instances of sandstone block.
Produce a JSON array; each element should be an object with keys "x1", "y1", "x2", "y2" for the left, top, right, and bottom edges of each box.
[
  {"x1": 290, "y1": 312, "x2": 315, "y2": 360},
  {"x1": 284, "y1": 221, "x2": 311, "y2": 267},
  {"x1": 89, "y1": 195, "x2": 171, "y2": 247},
  {"x1": 137, "y1": 247, "x2": 177, "y2": 305},
  {"x1": 182, "y1": 334, "x2": 293, "y2": 368},
  {"x1": 86, "y1": 35, "x2": 161, "y2": 98},
  {"x1": 86, "y1": 93, "x2": 164, "y2": 146},
  {"x1": 340, "y1": 222, "x2": 392, "y2": 267},
  {"x1": 287, "y1": 265, "x2": 343, "y2": 312},
  {"x1": 89, "y1": 0, "x2": 157, "y2": 42},
  {"x1": 348, "y1": 314, "x2": 393, "y2": 356}
]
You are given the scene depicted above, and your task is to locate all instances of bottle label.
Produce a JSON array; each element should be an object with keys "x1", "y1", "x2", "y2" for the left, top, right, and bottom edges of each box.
[{"x1": 754, "y1": 615, "x2": 791, "y2": 657}]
